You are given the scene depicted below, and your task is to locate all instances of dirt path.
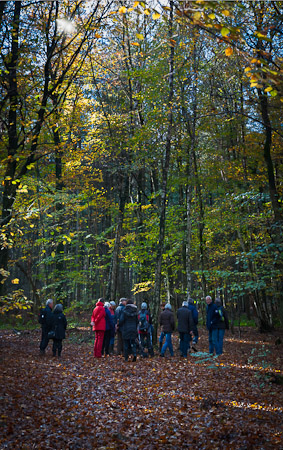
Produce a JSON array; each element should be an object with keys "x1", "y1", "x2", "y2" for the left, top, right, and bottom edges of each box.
[{"x1": 0, "y1": 327, "x2": 282, "y2": 449}]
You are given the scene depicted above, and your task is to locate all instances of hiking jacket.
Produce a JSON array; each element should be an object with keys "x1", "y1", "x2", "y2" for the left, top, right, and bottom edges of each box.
[
  {"x1": 91, "y1": 301, "x2": 106, "y2": 331},
  {"x1": 105, "y1": 307, "x2": 115, "y2": 333},
  {"x1": 115, "y1": 303, "x2": 125, "y2": 328},
  {"x1": 52, "y1": 311, "x2": 67, "y2": 340},
  {"x1": 119, "y1": 304, "x2": 138, "y2": 340},
  {"x1": 188, "y1": 304, "x2": 198, "y2": 325},
  {"x1": 177, "y1": 306, "x2": 195, "y2": 334},
  {"x1": 42, "y1": 305, "x2": 53, "y2": 331},
  {"x1": 138, "y1": 309, "x2": 152, "y2": 335},
  {"x1": 159, "y1": 309, "x2": 175, "y2": 333},
  {"x1": 210, "y1": 305, "x2": 229, "y2": 330},
  {"x1": 206, "y1": 302, "x2": 214, "y2": 330}
]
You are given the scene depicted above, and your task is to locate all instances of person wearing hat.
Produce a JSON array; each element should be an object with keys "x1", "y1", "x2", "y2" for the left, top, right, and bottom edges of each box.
[
  {"x1": 115, "y1": 298, "x2": 127, "y2": 355},
  {"x1": 137, "y1": 302, "x2": 154, "y2": 358},
  {"x1": 109, "y1": 301, "x2": 116, "y2": 353},
  {"x1": 119, "y1": 299, "x2": 138, "y2": 362},
  {"x1": 177, "y1": 301, "x2": 194, "y2": 357},
  {"x1": 101, "y1": 302, "x2": 115, "y2": 356},
  {"x1": 159, "y1": 303, "x2": 175, "y2": 357},
  {"x1": 210, "y1": 297, "x2": 229, "y2": 355}
]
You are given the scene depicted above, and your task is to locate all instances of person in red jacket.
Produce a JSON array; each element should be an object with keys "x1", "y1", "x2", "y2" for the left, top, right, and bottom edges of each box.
[{"x1": 91, "y1": 298, "x2": 106, "y2": 358}]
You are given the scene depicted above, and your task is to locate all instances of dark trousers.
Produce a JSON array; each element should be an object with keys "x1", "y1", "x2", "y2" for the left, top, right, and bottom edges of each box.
[
  {"x1": 116, "y1": 330, "x2": 124, "y2": 355},
  {"x1": 179, "y1": 332, "x2": 190, "y2": 357},
  {"x1": 52, "y1": 339, "x2": 63, "y2": 356},
  {"x1": 40, "y1": 327, "x2": 50, "y2": 352},
  {"x1": 102, "y1": 330, "x2": 111, "y2": 355},
  {"x1": 139, "y1": 333, "x2": 154, "y2": 356},
  {"x1": 123, "y1": 339, "x2": 136, "y2": 360}
]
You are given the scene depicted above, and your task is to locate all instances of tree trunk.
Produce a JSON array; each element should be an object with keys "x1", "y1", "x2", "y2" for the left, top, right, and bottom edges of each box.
[{"x1": 152, "y1": 1, "x2": 175, "y2": 341}]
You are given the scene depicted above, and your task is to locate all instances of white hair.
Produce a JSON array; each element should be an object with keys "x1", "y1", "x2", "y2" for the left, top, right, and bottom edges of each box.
[{"x1": 46, "y1": 298, "x2": 54, "y2": 306}]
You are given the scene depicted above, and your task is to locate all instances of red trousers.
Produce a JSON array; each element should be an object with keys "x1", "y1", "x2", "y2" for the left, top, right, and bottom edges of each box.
[{"x1": 94, "y1": 330, "x2": 105, "y2": 357}]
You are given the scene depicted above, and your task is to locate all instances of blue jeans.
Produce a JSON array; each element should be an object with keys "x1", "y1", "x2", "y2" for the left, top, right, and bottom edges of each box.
[
  {"x1": 179, "y1": 332, "x2": 190, "y2": 357},
  {"x1": 212, "y1": 328, "x2": 225, "y2": 355},
  {"x1": 159, "y1": 331, "x2": 165, "y2": 344},
  {"x1": 208, "y1": 330, "x2": 215, "y2": 354},
  {"x1": 161, "y1": 333, "x2": 174, "y2": 356}
]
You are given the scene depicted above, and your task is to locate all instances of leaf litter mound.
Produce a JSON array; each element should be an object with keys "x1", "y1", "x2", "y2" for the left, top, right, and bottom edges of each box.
[{"x1": 0, "y1": 327, "x2": 282, "y2": 449}]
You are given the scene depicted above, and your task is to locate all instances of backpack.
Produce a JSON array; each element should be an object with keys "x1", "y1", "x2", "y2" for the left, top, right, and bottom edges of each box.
[
  {"x1": 38, "y1": 308, "x2": 46, "y2": 325},
  {"x1": 215, "y1": 306, "x2": 225, "y2": 322},
  {"x1": 139, "y1": 311, "x2": 149, "y2": 332}
]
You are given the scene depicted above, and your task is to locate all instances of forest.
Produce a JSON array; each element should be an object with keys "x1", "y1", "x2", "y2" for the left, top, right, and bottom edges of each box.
[{"x1": 0, "y1": 0, "x2": 282, "y2": 333}]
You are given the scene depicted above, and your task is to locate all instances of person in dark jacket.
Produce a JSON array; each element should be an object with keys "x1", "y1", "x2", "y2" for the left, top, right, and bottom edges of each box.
[
  {"x1": 206, "y1": 295, "x2": 215, "y2": 354},
  {"x1": 51, "y1": 303, "x2": 67, "y2": 357},
  {"x1": 119, "y1": 299, "x2": 138, "y2": 362},
  {"x1": 138, "y1": 302, "x2": 154, "y2": 358},
  {"x1": 102, "y1": 302, "x2": 115, "y2": 356},
  {"x1": 188, "y1": 298, "x2": 199, "y2": 351},
  {"x1": 210, "y1": 297, "x2": 229, "y2": 356},
  {"x1": 177, "y1": 301, "x2": 194, "y2": 357},
  {"x1": 115, "y1": 298, "x2": 127, "y2": 355},
  {"x1": 39, "y1": 298, "x2": 54, "y2": 355},
  {"x1": 159, "y1": 303, "x2": 175, "y2": 357}
]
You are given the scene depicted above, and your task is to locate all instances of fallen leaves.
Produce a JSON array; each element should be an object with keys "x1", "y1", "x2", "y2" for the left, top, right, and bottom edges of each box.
[{"x1": 0, "y1": 327, "x2": 282, "y2": 449}]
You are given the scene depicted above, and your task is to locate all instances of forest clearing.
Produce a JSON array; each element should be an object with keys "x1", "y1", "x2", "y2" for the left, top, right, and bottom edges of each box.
[{"x1": 1, "y1": 326, "x2": 282, "y2": 449}]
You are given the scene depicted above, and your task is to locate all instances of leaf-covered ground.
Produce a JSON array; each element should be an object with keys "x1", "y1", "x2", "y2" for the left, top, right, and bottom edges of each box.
[{"x1": 0, "y1": 327, "x2": 282, "y2": 449}]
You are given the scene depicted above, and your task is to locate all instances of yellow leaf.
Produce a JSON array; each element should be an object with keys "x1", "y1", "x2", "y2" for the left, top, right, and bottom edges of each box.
[
  {"x1": 244, "y1": 67, "x2": 251, "y2": 72},
  {"x1": 193, "y1": 11, "x2": 201, "y2": 20},
  {"x1": 250, "y1": 82, "x2": 258, "y2": 87},
  {"x1": 131, "y1": 42, "x2": 140, "y2": 46},
  {"x1": 95, "y1": 32, "x2": 102, "y2": 38},
  {"x1": 133, "y1": 1, "x2": 139, "y2": 6},
  {"x1": 12, "y1": 278, "x2": 19, "y2": 284},
  {"x1": 136, "y1": 33, "x2": 144, "y2": 40},
  {"x1": 119, "y1": 6, "x2": 127, "y2": 14},
  {"x1": 152, "y1": 12, "x2": 160, "y2": 20},
  {"x1": 51, "y1": 251, "x2": 56, "y2": 258},
  {"x1": 264, "y1": 87, "x2": 273, "y2": 92},
  {"x1": 221, "y1": 27, "x2": 230, "y2": 37},
  {"x1": 225, "y1": 47, "x2": 233, "y2": 56},
  {"x1": 208, "y1": 13, "x2": 215, "y2": 20},
  {"x1": 30, "y1": 224, "x2": 34, "y2": 228},
  {"x1": 222, "y1": 10, "x2": 230, "y2": 16},
  {"x1": 144, "y1": 9, "x2": 150, "y2": 15}
]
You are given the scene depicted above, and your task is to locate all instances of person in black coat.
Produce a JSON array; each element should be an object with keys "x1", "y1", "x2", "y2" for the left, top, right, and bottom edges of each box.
[
  {"x1": 206, "y1": 296, "x2": 215, "y2": 354},
  {"x1": 51, "y1": 303, "x2": 67, "y2": 357},
  {"x1": 119, "y1": 299, "x2": 138, "y2": 362},
  {"x1": 177, "y1": 301, "x2": 195, "y2": 357},
  {"x1": 39, "y1": 298, "x2": 54, "y2": 355},
  {"x1": 210, "y1": 298, "x2": 229, "y2": 356}
]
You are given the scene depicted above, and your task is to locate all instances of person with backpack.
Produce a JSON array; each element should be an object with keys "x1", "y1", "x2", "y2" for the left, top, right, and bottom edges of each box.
[
  {"x1": 159, "y1": 303, "x2": 175, "y2": 357},
  {"x1": 138, "y1": 302, "x2": 154, "y2": 358},
  {"x1": 188, "y1": 298, "x2": 199, "y2": 351},
  {"x1": 177, "y1": 301, "x2": 195, "y2": 358},
  {"x1": 115, "y1": 298, "x2": 127, "y2": 355},
  {"x1": 206, "y1": 295, "x2": 215, "y2": 354},
  {"x1": 109, "y1": 301, "x2": 116, "y2": 353},
  {"x1": 118, "y1": 299, "x2": 138, "y2": 362},
  {"x1": 210, "y1": 297, "x2": 229, "y2": 356},
  {"x1": 91, "y1": 298, "x2": 106, "y2": 358},
  {"x1": 102, "y1": 302, "x2": 115, "y2": 356},
  {"x1": 50, "y1": 304, "x2": 67, "y2": 358},
  {"x1": 39, "y1": 298, "x2": 54, "y2": 355}
]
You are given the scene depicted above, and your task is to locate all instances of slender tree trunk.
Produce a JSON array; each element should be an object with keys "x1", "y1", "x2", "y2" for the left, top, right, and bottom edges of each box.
[{"x1": 152, "y1": 1, "x2": 175, "y2": 340}]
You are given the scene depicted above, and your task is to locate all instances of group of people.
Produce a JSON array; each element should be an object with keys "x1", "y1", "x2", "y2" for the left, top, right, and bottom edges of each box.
[
  {"x1": 39, "y1": 299, "x2": 67, "y2": 357},
  {"x1": 38, "y1": 294, "x2": 229, "y2": 360},
  {"x1": 90, "y1": 296, "x2": 202, "y2": 361}
]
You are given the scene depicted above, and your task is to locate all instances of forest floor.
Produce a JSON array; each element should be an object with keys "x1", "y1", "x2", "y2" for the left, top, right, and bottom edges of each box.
[{"x1": 0, "y1": 326, "x2": 283, "y2": 450}]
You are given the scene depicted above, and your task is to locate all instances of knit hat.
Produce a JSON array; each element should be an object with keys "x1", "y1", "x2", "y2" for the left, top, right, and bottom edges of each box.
[
  {"x1": 104, "y1": 302, "x2": 110, "y2": 308},
  {"x1": 110, "y1": 301, "x2": 116, "y2": 307},
  {"x1": 141, "y1": 302, "x2": 147, "y2": 309},
  {"x1": 165, "y1": 303, "x2": 172, "y2": 310}
]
